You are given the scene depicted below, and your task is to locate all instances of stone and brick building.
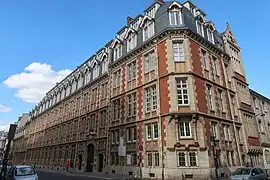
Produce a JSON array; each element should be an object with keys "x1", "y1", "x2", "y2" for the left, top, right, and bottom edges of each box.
[
  {"x1": 250, "y1": 89, "x2": 270, "y2": 169},
  {"x1": 12, "y1": 0, "x2": 263, "y2": 179}
]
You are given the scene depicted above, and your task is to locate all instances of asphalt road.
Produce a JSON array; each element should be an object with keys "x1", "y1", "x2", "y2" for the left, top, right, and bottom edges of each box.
[{"x1": 38, "y1": 171, "x2": 92, "y2": 180}]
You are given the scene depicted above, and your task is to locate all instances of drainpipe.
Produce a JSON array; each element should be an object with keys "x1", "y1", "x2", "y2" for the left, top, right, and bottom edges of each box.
[{"x1": 155, "y1": 42, "x2": 165, "y2": 180}]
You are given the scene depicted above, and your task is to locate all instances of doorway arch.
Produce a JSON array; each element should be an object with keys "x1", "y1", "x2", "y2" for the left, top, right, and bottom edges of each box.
[
  {"x1": 97, "y1": 153, "x2": 104, "y2": 172},
  {"x1": 77, "y1": 154, "x2": 83, "y2": 171},
  {"x1": 86, "y1": 144, "x2": 95, "y2": 172}
]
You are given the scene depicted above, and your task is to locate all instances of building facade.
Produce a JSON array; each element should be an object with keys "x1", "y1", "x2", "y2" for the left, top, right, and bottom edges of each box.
[
  {"x1": 0, "y1": 131, "x2": 8, "y2": 159},
  {"x1": 250, "y1": 89, "x2": 270, "y2": 169},
  {"x1": 12, "y1": 113, "x2": 30, "y2": 164},
  {"x1": 12, "y1": 0, "x2": 262, "y2": 179}
]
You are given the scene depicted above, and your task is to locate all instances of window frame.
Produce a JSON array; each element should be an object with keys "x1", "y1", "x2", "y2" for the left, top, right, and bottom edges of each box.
[
  {"x1": 176, "y1": 78, "x2": 189, "y2": 106},
  {"x1": 173, "y1": 41, "x2": 185, "y2": 62},
  {"x1": 169, "y1": 10, "x2": 183, "y2": 26},
  {"x1": 142, "y1": 20, "x2": 155, "y2": 41},
  {"x1": 179, "y1": 121, "x2": 192, "y2": 139}
]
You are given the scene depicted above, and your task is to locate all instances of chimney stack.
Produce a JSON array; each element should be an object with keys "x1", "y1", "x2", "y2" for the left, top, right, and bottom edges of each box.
[
  {"x1": 127, "y1": 16, "x2": 133, "y2": 25},
  {"x1": 156, "y1": 0, "x2": 165, "y2": 3}
]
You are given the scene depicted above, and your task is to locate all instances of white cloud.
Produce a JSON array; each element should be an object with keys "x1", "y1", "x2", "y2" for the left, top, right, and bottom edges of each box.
[
  {"x1": 0, "y1": 104, "x2": 12, "y2": 113},
  {"x1": 0, "y1": 124, "x2": 10, "y2": 131},
  {"x1": 3, "y1": 62, "x2": 72, "y2": 103}
]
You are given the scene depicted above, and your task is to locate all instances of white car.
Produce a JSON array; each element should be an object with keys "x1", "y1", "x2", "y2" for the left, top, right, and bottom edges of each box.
[
  {"x1": 6, "y1": 165, "x2": 38, "y2": 180},
  {"x1": 231, "y1": 167, "x2": 266, "y2": 180}
]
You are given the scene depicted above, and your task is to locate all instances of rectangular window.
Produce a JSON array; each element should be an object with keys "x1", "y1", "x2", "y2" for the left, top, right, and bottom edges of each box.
[
  {"x1": 127, "y1": 34, "x2": 137, "y2": 52},
  {"x1": 153, "y1": 123, "x2": 159, "y2": 139},
  {"x1": 217, "y1": 89, "x2": 224, "y2": 111},
  {"x1": 133, "y1": 127, "x2": 137, "y2": 142},
  {"x1": 127, "y1": 128, "x2": 132, "y2": 142},
  {"x1": 179, "y1": 121, "x2": 191, "y2": 138},
  {"x1": 114, "y1": 44, "x2": 122, "y2": 60},
  {"x1": 127, "y1": 93, "x2": 136, "y2": 117},
  {"x1": 169, "y1": 11, "x2": 182, "y2": 25},
  {"x1": 196, "y1": 20, "x2": 204, "y2": 37},
  {"x1": 147, "y1": 153, "x2": 153, "y2": 166},
  {"x1": 112, "y1": 99, "x2": 120, "y2": 121},
  {"x1": 189, "y1": 152, "x2": 197, "y2": 166},
  {"x1": 145, "y1": 85, "x2": 157, "y2": 112},
  {"x1": 223, "y1": 125, "x2": 227, "y2": 140},
  {"x1": 173, "y1": 42, "x2": 185, "y2": 62},
  {"x1": 207, "y1": 28, "x2": 215, "y2": 44},
  {"x1": 178, "y1": 152, "x2": 186, "y2": 167},
  {"x1": 145, "y1": 88, "x2": 151, "y2": 112},
  {"x1": 144, "y1": 51, "x2": 156, "y2": 73},
  {"x1": 176, "y1": 78, "x2": 189, "y2": 105},
  {"x1": 127, "y1": 61, "x2": 136, "y2": 81},
  {"x1": 212, "y1": 122, "x2": 218, "y2": 139},
  {"x1": 132, "y1": 93, "x2": 137, "y2": 116},
  {"x1": 201, "y1": 49, "x2": 207, "y2": 69},
  {"x1": 127, "y1": 94, "x2": 132, "y2": 117},
  {"x1": 113, "y1": 70, "x2": 121, "y2": 88},
  {"x1": 146, "y1": 124, "x2": 152, "y2": 140},
  {"x1": 213, "y1": 56, "x2": 219, "y2": 75},
  {"x1": 154, "y1": 152, "x2": 159, "y2": 166},
  {"x1": 206, "y1": 85, "x2": 213, "y2": 110},
  {"x1": 143, "y1": 21, "x2": 154, "y2": 41}
]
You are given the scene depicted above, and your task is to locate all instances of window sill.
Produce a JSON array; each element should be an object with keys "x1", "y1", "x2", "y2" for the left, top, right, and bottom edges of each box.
[
  {"x1": 179, "y1": 137, "x2": 193, "y2": 140},
  {"x1": 174, "y1": 60, "x2": 185, "y2": 63},
  {"x1": 177, "y1": 166, "x2": 198, "y2": 169},
  {"x1": 178, "y1": 104, "x2": 190, "y2": 107}
]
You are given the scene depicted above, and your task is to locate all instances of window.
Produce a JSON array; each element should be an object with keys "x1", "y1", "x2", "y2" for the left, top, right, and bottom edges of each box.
[
  {"x1": 144, "y1": 51, "x2": 156, "y2": 73},
  {"x1": 173, "y1": 42, "x2": 185, "y2": 62},
  {"x1": 201, "y1": 49, "x2": 207, "y2": 69},
  {"x1": 178, "y1": 152, "x2": 186, "y2": 166},
  {"x1": 177, "y1": 152, "x2": 198, "y2": 167},
  {"x1": 146, "y1": 123, "x2": 159, "y2": 140},
  {"x1": 179, "y1": 121, "x2": 191, "y2": 138},
  {"x1": 169, "y1": 6, "x2": 182, "y2": 25},
  {"x1": 127, "y1": 61, "x2": 136, "y2": 81},
  {"x1": 127, "y1": 128, "x2": 132, "y2": 142},
  {"x1": 212, "y1": 122, "x2": 218, "y2": 139},
  {"x1": 176, "y1": 78, "x2": 189, "y2": 105},
  {"x1": 113, "y1": 70, "x2": 121, "y2": 88},
  {"x1": 253, "y1": 98, "x2": 258, "y2": 109},
  {"x1": 146, "y1": 152, "x2": 159, "y2": 167},
  {"x1": 112, "y1": 99, "x2": 121, "y2": 121},
  {"x1": 114, "y1": 43, "x2": 122, "y2": 60},
  {"x1": 92, "y1": 64, "x2": 99, "y2": 79},
  {"x1": 101, "y1": 56, "x2": 108, "y2": 74},
  {"x1": 146, "y1": 124, "x2": 152, "y2": 140},
  {"x1": 206, "y1": 85, "x2": 213, "y2": 110},
  {"x1": 127, "y1": 33, "x2": 137, "y2": 52},
  {"x1": 127, "y1": 93, "x2": 136, "y2": 117},
  {"x1": 145, "y1": 86, "x2": 157, "y2": 112},
  {"x1": 77, "y1": 76, "x2": 83, "y2": 89},
  {"x1": 207, "y1": 28, "x2": 215, "y2": 44},
  {"x1": 213, "y1": 56, "x2": 219, "y2": 75},
  {"x1": 142, "y1": 20, "x2": 154, "y2": 41},
  {"x1": 196, "y1": 19, "x2": 204, "y2": 37},
  {"x1": 147, "y1": 153, "x2": 153, "y2": 166},
  {"x1": 223, "y1": 125, "x2": 227, "y2": 140},
  {"x1": 217, "y1": 89, "x2": 224, "y2": 111}
]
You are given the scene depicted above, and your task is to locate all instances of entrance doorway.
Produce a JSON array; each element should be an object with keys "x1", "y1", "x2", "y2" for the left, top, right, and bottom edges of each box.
[
  {"x1": 77, "y1": 154, "x2": 82, "y2": 171},
  {"x1": 97, "y1": 153, "x2": 104, "y2": 172},
  {"x1": 86, "y1": 144, "x2": 95, "y2": 172}
]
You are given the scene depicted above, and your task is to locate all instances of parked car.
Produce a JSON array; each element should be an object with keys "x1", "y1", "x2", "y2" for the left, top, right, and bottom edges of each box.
[
  {"x1": 231, "y1": 167, "x2": 266, "y2": 180},
  {"x1": 6, "y1": 165, "x2": 38, "y2": 180}
]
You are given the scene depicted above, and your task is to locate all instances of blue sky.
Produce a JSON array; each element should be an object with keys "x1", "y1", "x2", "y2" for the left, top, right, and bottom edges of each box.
[{"x1": 0, "y1": 0, "x2": 269, "y2": 130}]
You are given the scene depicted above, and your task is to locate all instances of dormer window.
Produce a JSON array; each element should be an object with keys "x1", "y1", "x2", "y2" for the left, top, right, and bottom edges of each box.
[
  {"x1": 141, "y1": 17, "x2": 154, "y2": 41},
  {"x1": 113, "y1": 42, "x2": 122, "y2": 61},
  {"x1": 207, "y1": 24, "x2": 215, "y2": 44},
  {"x1": 101, "y1": 54, "x2": 108, "y2": 74},
  {"x1": 169, "y1": 3, "x2": 183, "y2": 26},
  {"x1": 92, "y1": 63, "x2": 99, "y2": 79},
  {"x1": 127, "y1": 32, "x2": 137, "y2": 52},
  {"x1": 196, "y1": 16, "x2": 205, "y2": 37}
]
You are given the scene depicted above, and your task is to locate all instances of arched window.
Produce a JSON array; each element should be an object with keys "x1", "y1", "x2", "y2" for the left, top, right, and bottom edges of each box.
[
  {"x1": 265, "y1": 150, "x2": 270, "y2": 164},
  {"x1": 126, "y1": 30, "x2": 137, "y2": 52},
  {"x1": 168, "y1": 3, "x2": 183, "y2": 26},
  {"x1": 92, "y1": 62, "x2": 100, "y2": 79},
  {"x1": 141, "y1": 16, "x2": 154, "y2": 41},
  {"x1": 196, "y1": 16, "x2": 205, "y2": 37},
  {"x1": 101, "y1": 54, "x2": 108, "y2": 74},
  {"x1": 113, "y1": 41, "x2": 122, "y2": 61},
  {"x1": 207, "y1": 23, "x2": 215, "y2": 44}
]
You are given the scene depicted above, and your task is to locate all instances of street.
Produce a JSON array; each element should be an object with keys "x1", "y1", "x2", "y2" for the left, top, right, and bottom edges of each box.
[{"x1": 38, "y1": 171, "x2": 93, "y2": 180}]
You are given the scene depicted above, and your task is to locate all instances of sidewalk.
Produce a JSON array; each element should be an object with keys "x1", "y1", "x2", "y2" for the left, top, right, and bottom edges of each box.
[{"x1": 37, "y1": 167, "x2": 135, "y2": 180}]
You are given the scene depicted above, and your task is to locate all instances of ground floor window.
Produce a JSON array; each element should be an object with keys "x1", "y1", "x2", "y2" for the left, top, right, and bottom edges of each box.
[
  {"x1": 177, "y1": 151, "x2": 198, "y2": 167},
  {"x1": 146, "y1": 152, "x2": 159, "y2": 167},
  {"x1": 110, "y1": 153, "x2": 119, "y2": 166}
]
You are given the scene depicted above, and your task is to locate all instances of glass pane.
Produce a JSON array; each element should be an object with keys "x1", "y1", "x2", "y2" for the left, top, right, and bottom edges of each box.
[{"x1": 185, "y1": 122, "x2": 190, "y2": 136}]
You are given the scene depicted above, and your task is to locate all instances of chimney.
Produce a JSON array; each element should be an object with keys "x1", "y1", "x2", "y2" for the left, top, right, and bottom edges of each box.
[
  {"x1": 127, "y1": 16, "x2": 133, "y2": 25},
  {"x1": 156, "y1": 0, "x2": 165, "y2": 4}
]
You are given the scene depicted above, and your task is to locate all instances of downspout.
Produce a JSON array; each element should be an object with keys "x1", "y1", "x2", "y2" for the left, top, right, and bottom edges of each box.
[{"x1": 155, "y1": 42, "x2": 165, "y2": 180}]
